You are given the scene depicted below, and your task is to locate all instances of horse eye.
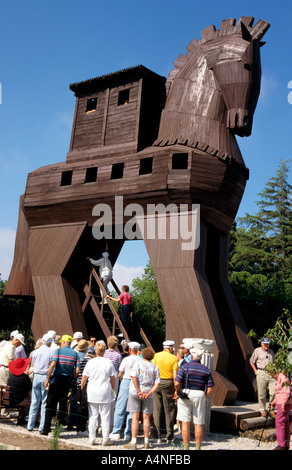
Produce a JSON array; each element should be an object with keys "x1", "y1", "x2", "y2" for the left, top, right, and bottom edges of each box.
[{"x1": 244, "y1": 63, "x2": 252, "y2": 71}]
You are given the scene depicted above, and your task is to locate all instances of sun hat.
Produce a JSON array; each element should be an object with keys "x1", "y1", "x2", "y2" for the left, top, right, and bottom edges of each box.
[
  {"x1": 128, "y1": 341, "x2": 140, "y2": 350},
  {"x1": 76, "y1": 339, "x2": 91, "y2": 352},
  {"x1": 8, "y1": 357, "x2": 31, "y2": 376}
]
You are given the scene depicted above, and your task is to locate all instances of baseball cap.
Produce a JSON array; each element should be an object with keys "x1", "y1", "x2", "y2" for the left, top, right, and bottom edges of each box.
[
  {"x1": 73, "y1": 332, "x2": 83, "y2": 339},
  {"x1": 14, "y1": 333, "x2": 26, "y2": 345},
  {"x1": 163, "y1": 340, "x2": 175, "y2": 347},
  {"x1": 42, "y1": 334, "x2": 53, "y2": 344},
  {"x1": 59, "y1": 335, "x2": 73, "y2": 343}
]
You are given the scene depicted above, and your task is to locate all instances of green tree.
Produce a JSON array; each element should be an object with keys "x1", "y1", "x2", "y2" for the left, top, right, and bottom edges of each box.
[
  {"x1": 229, "y1": 160, "x2": 292, "y2": 335},
  {"x1": 131, "y1": 261, "x2": 165, "y2": 351},
  {"x1": 249, "y1": 309, "x2": 292, "y2": 378},
  {"x1": 0, "y1": 276, "x2": 34, "y2": 344}
]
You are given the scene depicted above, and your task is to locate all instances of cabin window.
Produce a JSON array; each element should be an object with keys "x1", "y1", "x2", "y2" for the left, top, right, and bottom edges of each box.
[
  {"x1": 172, "y1": 153, "x2": 189, "y2": 170},
  {"x1": 111, "y1": 162, "x2": 124, "y2": 180},
  {"x1": 86, "y1": 97, "x2": 97, "y2": 112},
  {"x1": 84, "y1": 167, "x2": 98, "y2": 183},
  {"x1": 61, "y1": 170, "x2": 73, "y2": 186},
  {"x1": 118, "y1": 89, "x2": 130, "y2": 106},
  {"x1": 139, "y1": 157, "x2": 153, "y2": 175}
]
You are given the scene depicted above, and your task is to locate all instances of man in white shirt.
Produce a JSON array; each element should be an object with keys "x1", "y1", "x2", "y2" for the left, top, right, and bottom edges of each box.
[
  {"x1": 250, "y1": 337, "x2": 276, "y2": 416},
  {"x1": 0, "y1": 333, "x2": 26, "y2": 385},
  {"x1": 11, "y1": 330, "x2": 27, "y2": 359},
  {"x1": 71, "y1": 332, "x2": 83, "y2": 349},
  {"x1": 110, "y1": 341, "x2": 141, "y2": 441},
  {"x1": 27, "y1": 334, "x2": 54, "y2": 432},
  {"x1": 88, "y1": 252, "x2": 113, "y2": 302}
]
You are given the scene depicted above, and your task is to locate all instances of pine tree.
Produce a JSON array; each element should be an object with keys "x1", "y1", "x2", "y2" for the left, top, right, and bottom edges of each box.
[{"x1": 229, "y1": 159, "x2": 292, "y2": 334}]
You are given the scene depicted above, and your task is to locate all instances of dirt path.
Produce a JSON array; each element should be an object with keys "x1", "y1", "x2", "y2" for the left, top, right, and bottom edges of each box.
[{"x1": 0, "y1": 427, "x2": 90, "y2": 450}]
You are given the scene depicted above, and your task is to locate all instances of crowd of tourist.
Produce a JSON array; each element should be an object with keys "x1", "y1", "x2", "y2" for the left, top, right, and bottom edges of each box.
[
  {"x1": 1, "y1": 329, "x2": 291, "y2": 451},
  {"x1": 0, "y1": 329, "x2": 215, "y2": 450}
]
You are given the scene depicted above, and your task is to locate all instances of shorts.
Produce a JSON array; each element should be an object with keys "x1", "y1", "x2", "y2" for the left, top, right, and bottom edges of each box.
[
  {"x1": 176, "y1": 389, "x2": 206, "y2": 425},
  {"x1": 126, "y1": 393, "x2": 153, "y2": 415}
]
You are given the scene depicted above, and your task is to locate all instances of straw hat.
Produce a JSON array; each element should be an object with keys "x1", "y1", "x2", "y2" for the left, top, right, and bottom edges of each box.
[{"x1": 76, "y1": 339, "x2": 91, "y2": 352}]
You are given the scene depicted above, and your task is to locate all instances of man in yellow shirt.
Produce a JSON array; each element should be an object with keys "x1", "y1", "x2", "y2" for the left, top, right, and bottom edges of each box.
[{"x1": 152, "y1": 340, "x2": 178, "y2": 442}]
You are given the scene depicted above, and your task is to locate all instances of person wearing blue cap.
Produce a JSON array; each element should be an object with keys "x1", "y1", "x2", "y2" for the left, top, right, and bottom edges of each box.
[{"x1": 250, "y1": 338, "x2": 276, "y2": 416}]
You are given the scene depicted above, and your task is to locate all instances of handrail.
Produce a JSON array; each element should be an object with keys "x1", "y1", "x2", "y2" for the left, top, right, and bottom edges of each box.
[
  {"x1": 91, "y1": 268, "x2": 129, "y2": 340},
  {"x1": 86, "y1": 267, "x2": 153, "y2": 349}
]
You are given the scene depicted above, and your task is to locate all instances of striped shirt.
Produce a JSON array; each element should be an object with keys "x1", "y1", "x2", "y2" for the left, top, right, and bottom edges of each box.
[
  {"x1": 175, "y1": 360, "x2": 214, "y2": 391},
  {"x1": 76, "y1": 354, "x2": 92, "y2": 386},
  {"x1": 52, "y1": 345, "x2": 80, "y2": 376},
  {"x1": 104, "y1": 349, "x2": 122, "y2": 372}
]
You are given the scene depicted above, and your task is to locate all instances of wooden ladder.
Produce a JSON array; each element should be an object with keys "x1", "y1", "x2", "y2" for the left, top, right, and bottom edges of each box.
[{"x1": 82, "y1": 268, "x2": 153, "y2": 348}]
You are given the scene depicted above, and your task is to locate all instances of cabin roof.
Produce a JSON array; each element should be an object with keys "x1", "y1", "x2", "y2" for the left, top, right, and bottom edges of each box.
[{"x1": 69, "y1": 65, "x2": 165, "y2": 95}]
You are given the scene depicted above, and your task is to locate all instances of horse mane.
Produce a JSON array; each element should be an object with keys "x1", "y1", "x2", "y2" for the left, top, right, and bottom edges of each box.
[{"x1": 167, "y1": 17, "x2": 270, "y2": 87}]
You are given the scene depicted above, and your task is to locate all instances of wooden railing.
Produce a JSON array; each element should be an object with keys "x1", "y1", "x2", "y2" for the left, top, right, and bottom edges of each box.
[{"x1": 82, "y1": 267, "x2": 153, "y2": 348}]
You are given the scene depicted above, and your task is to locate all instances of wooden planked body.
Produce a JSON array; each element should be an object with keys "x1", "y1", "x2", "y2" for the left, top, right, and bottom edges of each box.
[{"x1": 22, "y1": 146, "x2": 247, "y2": 235}]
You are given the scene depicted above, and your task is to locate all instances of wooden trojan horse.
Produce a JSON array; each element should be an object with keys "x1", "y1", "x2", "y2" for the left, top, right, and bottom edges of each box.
[{"x1": 5, "y1": 17, "x2": 270, "y2": 405}]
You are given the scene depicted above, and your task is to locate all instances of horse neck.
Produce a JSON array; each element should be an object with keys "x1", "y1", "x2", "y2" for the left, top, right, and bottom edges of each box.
[{"x1": 157, "y1": 51, "x2": 244, "y2": 164}]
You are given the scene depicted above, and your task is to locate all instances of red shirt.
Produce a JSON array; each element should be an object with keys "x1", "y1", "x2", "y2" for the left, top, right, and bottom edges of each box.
[{"x1": 119, "y1": 292, "x2": 132, "y2": 305}]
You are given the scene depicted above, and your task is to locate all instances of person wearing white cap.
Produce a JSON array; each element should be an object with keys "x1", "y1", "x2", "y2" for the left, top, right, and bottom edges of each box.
[
  {"x1": 47, "y1": 331, "x2": 60, "y2": 352},
  {"x1": 180, "y1": 340, "x2": 193, "y2": 367},
  {"x1": 11, "y1": 330, "x2": 27, "y2": 359},
  {"x1": 0, "y1": 333, "x2": 25, "y2": 385},
  {"x1": 175, "y1": 347, "x2": 214, "y2": 450},
  {"x1": 110, "y1": 341, "x2": 141, "y2": 441},
  {"x1": 152, "y1": 340, "x2": 178, "y2": 442},
  {"x1": 71, "y1": 332, "x2": 84, "y2": 349},
  {"x1": 27, "y1": 334, "x2": 54, "y2": 432}
]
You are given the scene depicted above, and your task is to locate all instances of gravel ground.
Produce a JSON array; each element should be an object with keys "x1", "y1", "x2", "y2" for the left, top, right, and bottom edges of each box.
[{"x1": 0, "y1": 420, "x2": 286, "y2": 451}]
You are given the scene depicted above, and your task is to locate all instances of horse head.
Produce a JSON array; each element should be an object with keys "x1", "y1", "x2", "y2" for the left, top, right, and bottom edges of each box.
[
  {"x1": 201, "y1": 17, "x2": 270, "y2": 137},
  {"x1": 156, "y1": 17, "x2": 270, "y2": 156}
]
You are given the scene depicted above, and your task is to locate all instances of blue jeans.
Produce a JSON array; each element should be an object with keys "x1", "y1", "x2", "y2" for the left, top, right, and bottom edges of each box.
[
  {"x1": 112, "y1": 378, "x2": 132, "y2": 436},
  {"x1": 27, "y1": 373, "x2": 48, "y2": 432}
]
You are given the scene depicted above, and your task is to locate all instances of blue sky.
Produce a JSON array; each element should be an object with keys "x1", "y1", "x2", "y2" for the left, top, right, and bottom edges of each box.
[{"x1": 0, "y1": 1, "x2": 291, "y2": 287}]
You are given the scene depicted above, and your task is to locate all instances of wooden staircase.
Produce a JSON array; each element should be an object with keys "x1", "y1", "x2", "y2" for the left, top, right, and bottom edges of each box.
[
  {"x1": 210, "y1": 401, "x2": 290, "y2": 443},
  {"x1": 82, "y1": 268, "x2": 152, "y2": 349}
]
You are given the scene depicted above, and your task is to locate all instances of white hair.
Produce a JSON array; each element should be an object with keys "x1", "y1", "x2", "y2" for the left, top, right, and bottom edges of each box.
[{"x1": 190, "y1": 347, "x2": 204, "y2": 361}]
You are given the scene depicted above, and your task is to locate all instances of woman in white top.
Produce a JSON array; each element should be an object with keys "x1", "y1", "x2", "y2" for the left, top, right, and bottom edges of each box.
[{"x1": 81, "y1": 342, "x2": 115, "y2": 446}]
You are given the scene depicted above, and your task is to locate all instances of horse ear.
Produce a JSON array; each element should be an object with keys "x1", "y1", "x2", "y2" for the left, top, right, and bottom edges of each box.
[{"x1": 250, "y1": 19, "x2": 270, "y2": 41}]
